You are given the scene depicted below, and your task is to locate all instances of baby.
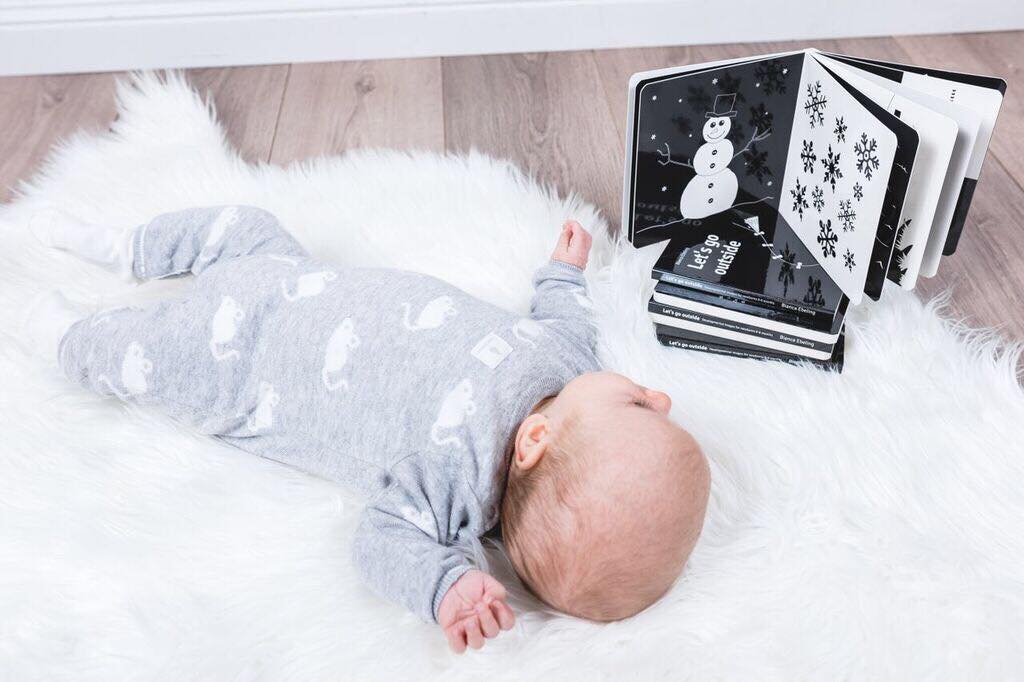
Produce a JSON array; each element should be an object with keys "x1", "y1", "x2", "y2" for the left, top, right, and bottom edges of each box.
[{"x1": 23, "y1": 206, "x2": 710, "y2": 653}]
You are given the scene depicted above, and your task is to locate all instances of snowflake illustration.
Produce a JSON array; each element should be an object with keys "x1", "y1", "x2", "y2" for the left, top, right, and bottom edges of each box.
[
  {"x1": 800, "y1": 139, "x2": 817, "y2": 173},
  {"x1": 778, "y1": 244, "x2": 796, "y2": 295},
  {"x1": 803, "y1": 80, "x2": 828, "y2": 128},
  {"x1": 790, "y1": 179, "x2": 809, "y2": 220},
  {"x1": 812, "y1": 186, "x2": 825, "y2": 213},
  {"x1": 834, "y1": 116, "x2": 847, "y2": 142},
  {"x1": 749, "y1": 103, "x2": 773, "y2": 135},
  {"x1": 717, "y1": 73, "x2": 746, "y2": 102},
  {"x1": 837, "y1": 199, "x2": 856, "y2": 232},
  {"x1": 854, "y1": 132, "x2": 880, "y2": 180},
  {"x1": 744, "y1": 145, "x2": 772, "y2": 184},
  {"x1": 821, "y1": 144, "x2": 843, "y2": 192},
  {"x1": 686, "y1": 86, "x2": 712, "y2": 114},
  {"x1": 817, "y1": 219, "x2": 838, "y2": 258},
  {"x1": 853, "y1": 182, "x2": 864, "y2": 202},
  {"x1": 803, "y1": 277, "x2": 826, "y2": 307},
  {"x1": 755, "y1": 59, "x2": 788, "y2": 95},
  {"x1": 843, "y1": 248, "x2": 856, "y2": 272}
]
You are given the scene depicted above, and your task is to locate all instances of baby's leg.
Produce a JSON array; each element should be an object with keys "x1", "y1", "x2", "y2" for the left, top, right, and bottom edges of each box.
[
  {"x1": 56, "y1": 295, "x2": 243, "y2": 429},
  {"x1": 131, "y1": 206, "x2": 307, "y2": 280},
  {"x1": 33, "y1": 205, "x2": 307, "y2": 281}
]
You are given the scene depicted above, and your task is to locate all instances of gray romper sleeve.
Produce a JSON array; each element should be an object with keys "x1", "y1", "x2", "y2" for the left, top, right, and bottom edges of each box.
[
  {"x1": 351, "y1": 453, "x2": 479, "y2": 623},
  {"x1": 529, "y1": 260, "x2": 598, "y2": 354}
]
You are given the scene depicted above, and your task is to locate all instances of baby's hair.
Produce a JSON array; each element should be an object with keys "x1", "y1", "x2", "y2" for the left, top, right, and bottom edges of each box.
[
  {"x1": 501, "y1": 412, "x2": 586, "y2": 606},
  {"x1": 502, "y1": 410, "x2": 710, "y2": 621}
]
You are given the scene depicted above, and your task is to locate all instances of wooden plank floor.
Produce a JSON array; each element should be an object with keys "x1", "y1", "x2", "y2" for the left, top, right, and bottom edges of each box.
[{"x1": 2, "y1": 32, "x2": 1023, "y2": 343}]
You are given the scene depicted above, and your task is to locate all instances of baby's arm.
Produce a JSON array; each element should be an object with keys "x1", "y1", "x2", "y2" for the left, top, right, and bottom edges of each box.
[
  {"x1": 352, "y1": 455, "x2": 513, "y2": 652},
  {"x1": 132, "y1": 205, "x2": 306, "y2": 280},
  {"x1": 529, "y1": 220, "x2": 596, "y2": 349}
]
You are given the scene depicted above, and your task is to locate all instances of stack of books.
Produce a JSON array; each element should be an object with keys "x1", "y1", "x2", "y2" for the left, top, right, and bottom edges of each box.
[{"x1": 622, "y1": 49, "x2": 1005, "y2": 371}]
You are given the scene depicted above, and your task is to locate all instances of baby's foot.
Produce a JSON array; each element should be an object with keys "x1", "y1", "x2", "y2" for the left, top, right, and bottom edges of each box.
[
  {"x1": 29, "y1": 208, "x2": 135, "y2": 281},
  {"x1": 20, "y1": 290, "x2": 89, "y2": 365}
]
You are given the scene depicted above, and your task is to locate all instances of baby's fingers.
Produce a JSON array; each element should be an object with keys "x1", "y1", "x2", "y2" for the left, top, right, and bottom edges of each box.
[
  {"x1": 475, "y1": 602, "x2": 500, "y2": 639},
  {"x1": 491, "y1": 599, "x2": 516, "y2": 631},
  {"x1": 464, "y1": 616, "x2": 485, "y2": 650},
  {"x1": 571, "y1": 225, "x2": 592, "y2": 251},
  {"x1": 556, "y1": 222, "x2": 573, "y2": 251},
  {"x1": 445, "y1": 623, "x2": 468, "y2": 655}
]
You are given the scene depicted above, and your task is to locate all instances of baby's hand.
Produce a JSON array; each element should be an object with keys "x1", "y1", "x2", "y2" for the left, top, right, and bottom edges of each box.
[
  {"x1": 551, "y1": 220, "x2": 592, "y2": 269},
  {"x1": 438, "y1": 569, "x2": 515, "y2": 653}
]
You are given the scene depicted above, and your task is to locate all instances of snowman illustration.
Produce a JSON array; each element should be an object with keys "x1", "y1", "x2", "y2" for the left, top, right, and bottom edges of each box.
[
  {"x1": 656, "y1": 93, "x2": 772, "y2": 222},
  {"x1": 678, "y1": 94, "x2": 740, "y2": 219}
]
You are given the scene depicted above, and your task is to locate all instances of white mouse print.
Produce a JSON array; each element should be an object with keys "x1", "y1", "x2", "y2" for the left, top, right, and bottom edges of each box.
[
  {"x1": 402, "y1": 295, "x2": 457, "y2": 331},
  {"x1": 322, "y1": 317, "x2": 360, "y2": 391},
  {"x1": 202, "y1": 206, "x2": 240, "y2": 252},
  {"x1": 209, "y1": 296, "x2": 244, "y2": 361},
  {"x1": 512, "y1": 318, "x2": 544, "y2": 347},
  {"x1": 282, "y1": 270, "x2": 337, "y2": 302},
  {"x1": 266, "y1": 255, "x2": 300, "y2": 266},
  {"x1": 400, "y1": 506, "x2": 437, "y2": 540},
  {"x1": 97, "y1": 341, "x2": 152, "y2": 398},
  {"x1": 247, "y1": 381, "x2": 279, "y2": 432},
  {"x1": 574, "y1": 292, "x2": 595, "y2": 309},
  {"x1": 430, "y1": 378, "x2": 476, "y2": 448}
]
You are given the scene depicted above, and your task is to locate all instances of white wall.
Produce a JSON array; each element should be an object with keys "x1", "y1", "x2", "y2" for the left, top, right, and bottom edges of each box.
[{"x1": 1, "y1": 0, "x2": 1023, "y2": 76}]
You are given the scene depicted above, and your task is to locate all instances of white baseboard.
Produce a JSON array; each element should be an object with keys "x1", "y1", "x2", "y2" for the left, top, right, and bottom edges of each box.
[{"x1": 2, "y1": 0, "x2": 1023, "y2": 76}]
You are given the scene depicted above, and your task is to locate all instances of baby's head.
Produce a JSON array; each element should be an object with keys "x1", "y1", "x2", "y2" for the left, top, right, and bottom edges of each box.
[{"x1": 501, "y1": 371, "x2": 710, "y2": 621}]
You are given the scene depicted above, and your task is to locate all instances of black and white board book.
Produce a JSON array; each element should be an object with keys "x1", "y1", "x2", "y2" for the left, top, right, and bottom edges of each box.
[{"x1": 623, "y1": 48, "x2": 1006, "y2": 371}]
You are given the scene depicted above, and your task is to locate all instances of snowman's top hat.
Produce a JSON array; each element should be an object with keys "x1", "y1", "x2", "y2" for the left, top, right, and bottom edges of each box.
[{"x1": 706, "y1": 93, "x2": 738, "y2": 119}]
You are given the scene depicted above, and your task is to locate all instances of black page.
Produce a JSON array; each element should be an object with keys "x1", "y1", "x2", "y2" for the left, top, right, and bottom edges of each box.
[{"x1": 625, "y1": 55, "x2": 770, "y2": 242}]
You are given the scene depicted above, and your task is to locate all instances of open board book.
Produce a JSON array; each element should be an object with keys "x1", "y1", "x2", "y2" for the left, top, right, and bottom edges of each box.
[{"x1": 622, "y1": 49, "x2": 1006, "y2": 370}]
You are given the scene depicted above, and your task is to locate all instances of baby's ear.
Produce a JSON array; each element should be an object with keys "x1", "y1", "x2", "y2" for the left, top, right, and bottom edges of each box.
[{"x1": 514, "y1": 413, "x2": 549, "y2": 471}]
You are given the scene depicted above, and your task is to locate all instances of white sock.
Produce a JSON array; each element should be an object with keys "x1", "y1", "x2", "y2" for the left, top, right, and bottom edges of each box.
[
  {"x1": 29, "y1": 209, "x2": 135, "y2": 281},
  {"x1": 21, "y1": 290, "x2": 89, "y2": 365}
]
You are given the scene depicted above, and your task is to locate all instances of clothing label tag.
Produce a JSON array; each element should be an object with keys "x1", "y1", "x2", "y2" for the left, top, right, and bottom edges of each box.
[{"x1": 471, "y1": 332, "x2": 513, "y2": 369}]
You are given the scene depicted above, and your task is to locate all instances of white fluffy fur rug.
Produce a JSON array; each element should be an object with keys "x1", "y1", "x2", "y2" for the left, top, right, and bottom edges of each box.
[{"x1": 2, "y1": 72, "x2": 1023, "y2": 680}]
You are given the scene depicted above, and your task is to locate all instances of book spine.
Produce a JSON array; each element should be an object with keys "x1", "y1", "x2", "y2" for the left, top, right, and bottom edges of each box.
[
  {"x1": 654, "y1": 278, "x2": 841, "y2": 334},
  {"x1": 657, "y1": 334, "x2": 843, "y2": 371},
  {"x1": 652, "y1": 267, "x2": 838, "y2": 326},
  {"x1": 649, "y1": 301, "x2": 833, "y2": 352}
]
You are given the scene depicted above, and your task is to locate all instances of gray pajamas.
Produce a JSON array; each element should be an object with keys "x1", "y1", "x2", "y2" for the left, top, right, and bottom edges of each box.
[{"x1": 58, "y1": 206, "x2": 600, "y2": 622}]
